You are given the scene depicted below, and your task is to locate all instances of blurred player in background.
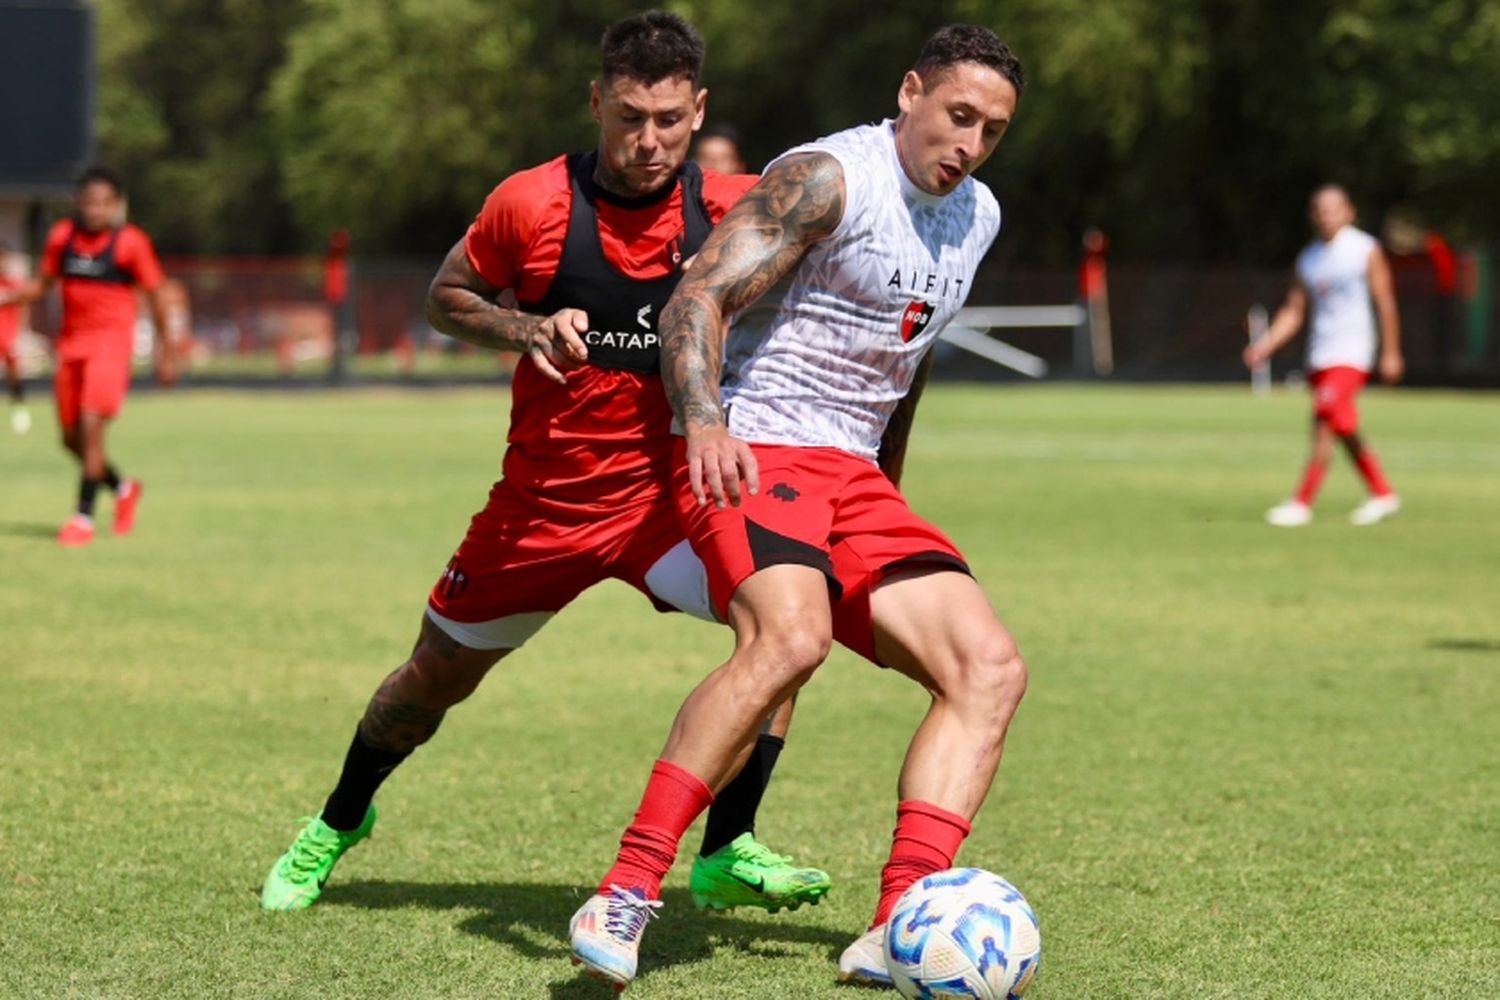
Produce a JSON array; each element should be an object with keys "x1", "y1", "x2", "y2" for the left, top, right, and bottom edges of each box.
[
  {"x1": 570, "y1": 25, "x2": 1029, "y2": 990},
  {"x1": 692, "y1": 123, "x2": 748, "y2": 174},
  {"x1": 1245, "y1": 184, "x2": 1403, "y2": 526},
  {"x1": 0, "y1": 242, "x2": 29, "y2": 433},
  {"x1": 0, "y1": 168, "x2": 171, "y2": 545},
  {"x1": 259, "y1": 11, "x2": 831, "y2": 918}
]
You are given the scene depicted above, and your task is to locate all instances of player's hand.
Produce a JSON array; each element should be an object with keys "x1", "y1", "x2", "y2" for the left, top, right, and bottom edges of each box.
[
  {"x1": 1242, "y1": 342, "x2": 1268, "y2": 369},
  {"x1": 685, "y1": 423, "x2": 759, "y2": 509},
  {"x1": 1379, "y1": 351, "x2": 1405, "y2": 385},
  {"x1": 529, "y1": 308, "x2": 589, "y2": 384}
]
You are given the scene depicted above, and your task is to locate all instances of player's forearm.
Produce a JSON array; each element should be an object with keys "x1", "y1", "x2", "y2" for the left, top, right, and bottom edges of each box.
[
  {"x1": 1377, "y1": 302, "x2": 1401, "y2": 356},
  {"x1": 1260, "y1": 309, "x2": 1303, "y2": 356},
  {"x1": 0, "y1": 278, "x2": 47, "y2": 307},
  {"x1": 660, "y1": 291, "x2": 727, "y2": 430},
  {"x1": 877, "y1": 349, "x2": 936, "y2": 487},
  {"x1": 426, "y1": 287, "x2": 543, "y2": 354}
]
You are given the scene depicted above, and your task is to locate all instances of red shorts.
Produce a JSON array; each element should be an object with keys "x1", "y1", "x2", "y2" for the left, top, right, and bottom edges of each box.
[
  {"x1": 674, "y1": 441, "x2": 969, "y2": 664},
  {"x1": 54, "y1": 350, "x2": 133, "y2": 429},
  {"x1": 1310, "y1": 366, "x2": 1368, "y2": 436},
  {"x1": 425, "y1": 478, "x2": 687, "y2": 650}
]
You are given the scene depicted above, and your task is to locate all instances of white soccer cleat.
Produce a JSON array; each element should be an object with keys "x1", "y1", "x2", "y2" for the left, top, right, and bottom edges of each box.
[
  {"x1": 9, "y1": 405, "x2": 29, "y2": 435},
  {"x1": 837, "y1": 925, "x2": 893, "y2": 986},
  {"x1": 1350, "y1": 494, "x2": 1401, "y2": 526},
  {"x1": 569, "y1": 885, "x2": 661, "y2": 992},
  {"x1": 1265, "y1": 500, "x2": 1312, "y2": 527}
]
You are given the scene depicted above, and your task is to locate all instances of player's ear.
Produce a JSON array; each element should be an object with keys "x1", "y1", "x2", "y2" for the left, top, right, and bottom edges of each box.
[
  {"x1": 897, "y1": 70, "x2": 927, "y2": 116},
  {"x1": 589, "y1": 80, "x2": 602, "y2": 122},
  {"x1": 692, "y1": 88, "x2": 707, "y2": 131}
]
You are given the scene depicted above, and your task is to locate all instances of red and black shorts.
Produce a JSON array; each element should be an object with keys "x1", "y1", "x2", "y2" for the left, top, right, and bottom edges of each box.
[
  {"x1": 674, "y1": 440, "x2": 970, "y2": 665},
  {"x1": 425, "y1": 478, "x2": 694, "y2": 650}
]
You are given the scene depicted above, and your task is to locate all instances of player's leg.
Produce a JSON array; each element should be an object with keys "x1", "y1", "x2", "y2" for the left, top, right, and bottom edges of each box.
[
  {"x1": 261, "y1": 614, "x2": 512, "y2": 912},
  {"x1": 1330, "y1": 372, "x2": 1400, "y2": 524},
  {"x1": 638, "y1": 535, "x2": 830, "y2": 912},
  {"x1": 54, "y1": 362, "x2": 97, "y2": 545},
  {"x1": 571, "y1": 564, "x2": 832, "y2": 988},
  {"x1": 263, "y1": 483, "x2": 591, "y2": 911},
  {"x1": 5, "y1": 352, "x2": 28, "y2": 434},
  {"x1": 838, "y1": 566, "x2": 1027, "y2": 984}
]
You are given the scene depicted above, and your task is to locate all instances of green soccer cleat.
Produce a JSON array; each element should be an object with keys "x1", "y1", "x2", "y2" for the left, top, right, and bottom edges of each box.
[
  {"x1": 689, "y1": 833, "x2": 831, "y2": 913},
  {"x1": 260, "y1": 805, "x2": 376, "y2": 912}
]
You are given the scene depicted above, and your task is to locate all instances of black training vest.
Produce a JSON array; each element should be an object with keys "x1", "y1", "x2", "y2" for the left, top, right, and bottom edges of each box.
[
  {"x1": 520, "y1": 151, "x2": 712, "y2": 375},
  {"x1": 60, "y1": 223, "x2": 133, "y2": 284}
]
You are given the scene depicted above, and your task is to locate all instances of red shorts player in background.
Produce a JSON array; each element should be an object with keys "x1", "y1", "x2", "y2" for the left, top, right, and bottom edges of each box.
[
  {"x1": 1245, "y1": 185, "x2": 1404, "y2": 527},
  {"x1": 0, "y1": 242, "x2": 30, "y2": 434},
  {"x1": 1, "y1": 167, "x2": 173, "y2": 546}
]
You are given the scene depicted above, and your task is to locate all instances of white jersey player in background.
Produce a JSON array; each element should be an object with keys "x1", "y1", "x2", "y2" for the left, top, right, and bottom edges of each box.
[
  {"x1": 1245, "y1": 184, "x2": 1404, "y2": 526},
  {"x1": 569, "y1": 25, "x2": 1030, "y2": 991}
]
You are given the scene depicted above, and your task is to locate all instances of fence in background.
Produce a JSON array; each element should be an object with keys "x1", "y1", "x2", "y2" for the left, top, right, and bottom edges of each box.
[{"x1": 8, "y1": 248, "x2": 1498, "y2": 387}]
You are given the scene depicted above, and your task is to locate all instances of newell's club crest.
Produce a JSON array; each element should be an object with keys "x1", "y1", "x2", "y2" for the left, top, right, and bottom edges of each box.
[{"x1": 900, "y1": 300, "x2": 935, "y2": 342}]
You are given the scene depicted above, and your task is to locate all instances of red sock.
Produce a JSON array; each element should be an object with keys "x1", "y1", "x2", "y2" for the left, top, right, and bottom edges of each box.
[
  {"x1": 1294, "y1": 461, "x2": 1328, "y2": 505},
  {"x1": 598, "y1": 759, "x2": 714, "y2": 900},
  {"x1": 1353, "y1": 448, "x2": 1393, "y2": 497},
  {"x1": 871, "y1": 800, "x2": 972, "y2": 929}
]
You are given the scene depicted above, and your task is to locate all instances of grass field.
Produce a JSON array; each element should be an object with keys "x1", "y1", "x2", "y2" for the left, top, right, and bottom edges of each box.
[{"x1": 2, "y1": 383, "x2": 1498, "y2": 999}]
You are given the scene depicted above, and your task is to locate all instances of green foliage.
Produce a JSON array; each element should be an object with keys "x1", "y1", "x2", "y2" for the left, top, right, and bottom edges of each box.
[
  {"x1": 89, "y1": 0, "x2": 1500, "y2": 258},
  {"x1": 3, "y1": 386, "x2": 1499, "y2": 996}
]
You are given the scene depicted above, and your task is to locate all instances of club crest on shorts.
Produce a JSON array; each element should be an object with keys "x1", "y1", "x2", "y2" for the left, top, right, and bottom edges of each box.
[{"x1": 899, "y1": 300, "x2": 935, "y2": 342}]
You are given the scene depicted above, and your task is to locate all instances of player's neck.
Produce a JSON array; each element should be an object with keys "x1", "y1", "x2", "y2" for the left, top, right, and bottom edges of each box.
[{"x1": 591, "y1": 159, "x2": 674, "y2": 204}]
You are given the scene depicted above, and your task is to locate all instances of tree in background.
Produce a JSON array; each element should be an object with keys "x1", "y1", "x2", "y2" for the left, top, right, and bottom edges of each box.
[{"x1": 90, "y1": 0, "x2": 1500, "y2": 261}]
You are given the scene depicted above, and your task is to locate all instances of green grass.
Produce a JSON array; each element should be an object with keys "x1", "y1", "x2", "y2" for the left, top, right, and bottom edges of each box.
[{"x1": 2, "y1": 384, "x2": 1497, "y2": 998}]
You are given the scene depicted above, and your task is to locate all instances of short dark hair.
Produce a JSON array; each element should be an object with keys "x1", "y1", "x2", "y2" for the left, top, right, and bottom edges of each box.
[
  {"x1": 600, "y1": 11, "x2": 705, "y2": 87},
  {"x1": 914, "y1": 25, "x2": 1025, "y2": 97},
  {"x1": 78, "y1": 165, "x2": 126, "y2": 196},
  {"x1": 697, "y1": 123, "x2": 744, "y2": 153}
]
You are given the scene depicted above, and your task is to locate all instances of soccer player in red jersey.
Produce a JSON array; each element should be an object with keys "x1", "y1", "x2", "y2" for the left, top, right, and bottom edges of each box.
[
  {"x1": 0, "y1": 168, "x2": 171, "y2": 545},
  {"x1": 571, "y1": 26, "x2": 1030, "y2": 990},
  {"x1": 260, "y1": 11, "x2": 831, "y2": 917},
  {"x1": 0, "y1": 243, "x2": 30, "y2": 433}
]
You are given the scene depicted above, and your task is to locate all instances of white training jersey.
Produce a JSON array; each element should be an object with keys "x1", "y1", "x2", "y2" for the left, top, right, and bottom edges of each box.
[
  {"x1": 1296, "y1": 225, "x2": 1379, "y2": 373},
  {"x1": 720, "y1": 120, "x2": 1001, "y2": 460}
]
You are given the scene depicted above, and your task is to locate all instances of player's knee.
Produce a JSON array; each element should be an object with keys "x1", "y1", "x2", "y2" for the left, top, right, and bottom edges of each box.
[
  {"x1": 954, "y1": 633, "x2": 1028, "y2": 723},
  {"x1": 405, "y1": 641, "x2": 502, "y2": 707},
  {"x1": 742, "y1": 621, "x2": 832, "y2": 693}
]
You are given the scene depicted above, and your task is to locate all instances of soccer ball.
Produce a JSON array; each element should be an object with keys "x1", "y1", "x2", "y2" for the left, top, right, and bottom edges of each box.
[{"x1": 884, "y1": 867, "x2": 1041, "y2": 999}]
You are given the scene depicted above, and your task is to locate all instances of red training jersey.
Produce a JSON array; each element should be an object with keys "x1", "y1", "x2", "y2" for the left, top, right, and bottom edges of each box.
[
  {"x1": 464, "y1": 156, "x2": 757, "y2": 513},
  {"x1": 0, "y1": 275, "x2": 22, "y2": 353},
  {"x1": 41, "y1": 219, "x2": 164, "y2": 360}
]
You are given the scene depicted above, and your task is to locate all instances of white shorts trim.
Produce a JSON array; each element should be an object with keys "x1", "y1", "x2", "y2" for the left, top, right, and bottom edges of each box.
[
  {"x1": 643, "y1": 539, "x2": 718, "y2": 624},
  {"x1": 423, "y1": 607, "x2": 554, "y2": 651}
]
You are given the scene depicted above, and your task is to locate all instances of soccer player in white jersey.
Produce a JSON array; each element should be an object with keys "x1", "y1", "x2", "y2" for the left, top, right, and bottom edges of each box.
[
  {"x1": 569, "y1": 25, "x2": 1027, "y2": 990},
  {"x1": 1245, "y1": 184, "x2": 1404, "y2": 526}
]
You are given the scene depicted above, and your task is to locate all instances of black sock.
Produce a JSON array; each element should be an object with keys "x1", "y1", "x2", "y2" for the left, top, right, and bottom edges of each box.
[
  {"x1": 102, "y1": 466, "x2": 122, "y2": 492},
  {"x1": 77, "y1": 477, "x2": 101, "y2": 517},
  {"x1": 700, "y1": 733, "x2": 785, "y2": 857},
  {"x1": 321, "y1": 728, "x2": 412, "y2": 831}
]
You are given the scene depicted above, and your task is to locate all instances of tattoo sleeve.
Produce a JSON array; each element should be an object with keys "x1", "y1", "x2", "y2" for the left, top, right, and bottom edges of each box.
[
  {"x1": 424, "y1": 239, "x2": 546, "y2": 353},
  {"x1": 877, "y1": 347, "x2": 936, "y2": 488},
  {"x1": 659, "y1": 152, "x2": 846, "y2": 429}
]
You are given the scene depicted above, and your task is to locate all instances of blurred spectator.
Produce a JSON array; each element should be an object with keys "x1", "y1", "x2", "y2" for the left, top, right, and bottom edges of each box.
[{"x1": 693, "y1": 124, "x2": 748, "y2": 174}]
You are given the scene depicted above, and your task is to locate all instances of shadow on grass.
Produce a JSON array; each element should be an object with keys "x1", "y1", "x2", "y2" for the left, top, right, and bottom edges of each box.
[
  {"x1": 1428, "y1": 638, "x2": 1500, "y2": 653},
  {"x1": 326, "y1": 880, "x2": 853, "y2": 996},
  {"x1": 0, "y1": 521, "x2": 57, "y2": 540}
]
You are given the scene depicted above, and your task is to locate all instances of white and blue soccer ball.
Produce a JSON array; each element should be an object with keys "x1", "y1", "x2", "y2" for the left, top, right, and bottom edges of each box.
[{"x1": 884, "y1": 867, "x2": 1041, "y2": 999}]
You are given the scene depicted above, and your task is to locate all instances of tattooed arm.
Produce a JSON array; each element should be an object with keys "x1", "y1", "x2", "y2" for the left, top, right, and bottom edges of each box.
[
  {"x1": 877, "y1": 347, "x2": 936, "y2": 489},
  {"x1": 425, "y1": 239, "x2": 588, "y2": 385},
  {"x1": 660, "y1": 151, "x2": 846, "y2": 506}
]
